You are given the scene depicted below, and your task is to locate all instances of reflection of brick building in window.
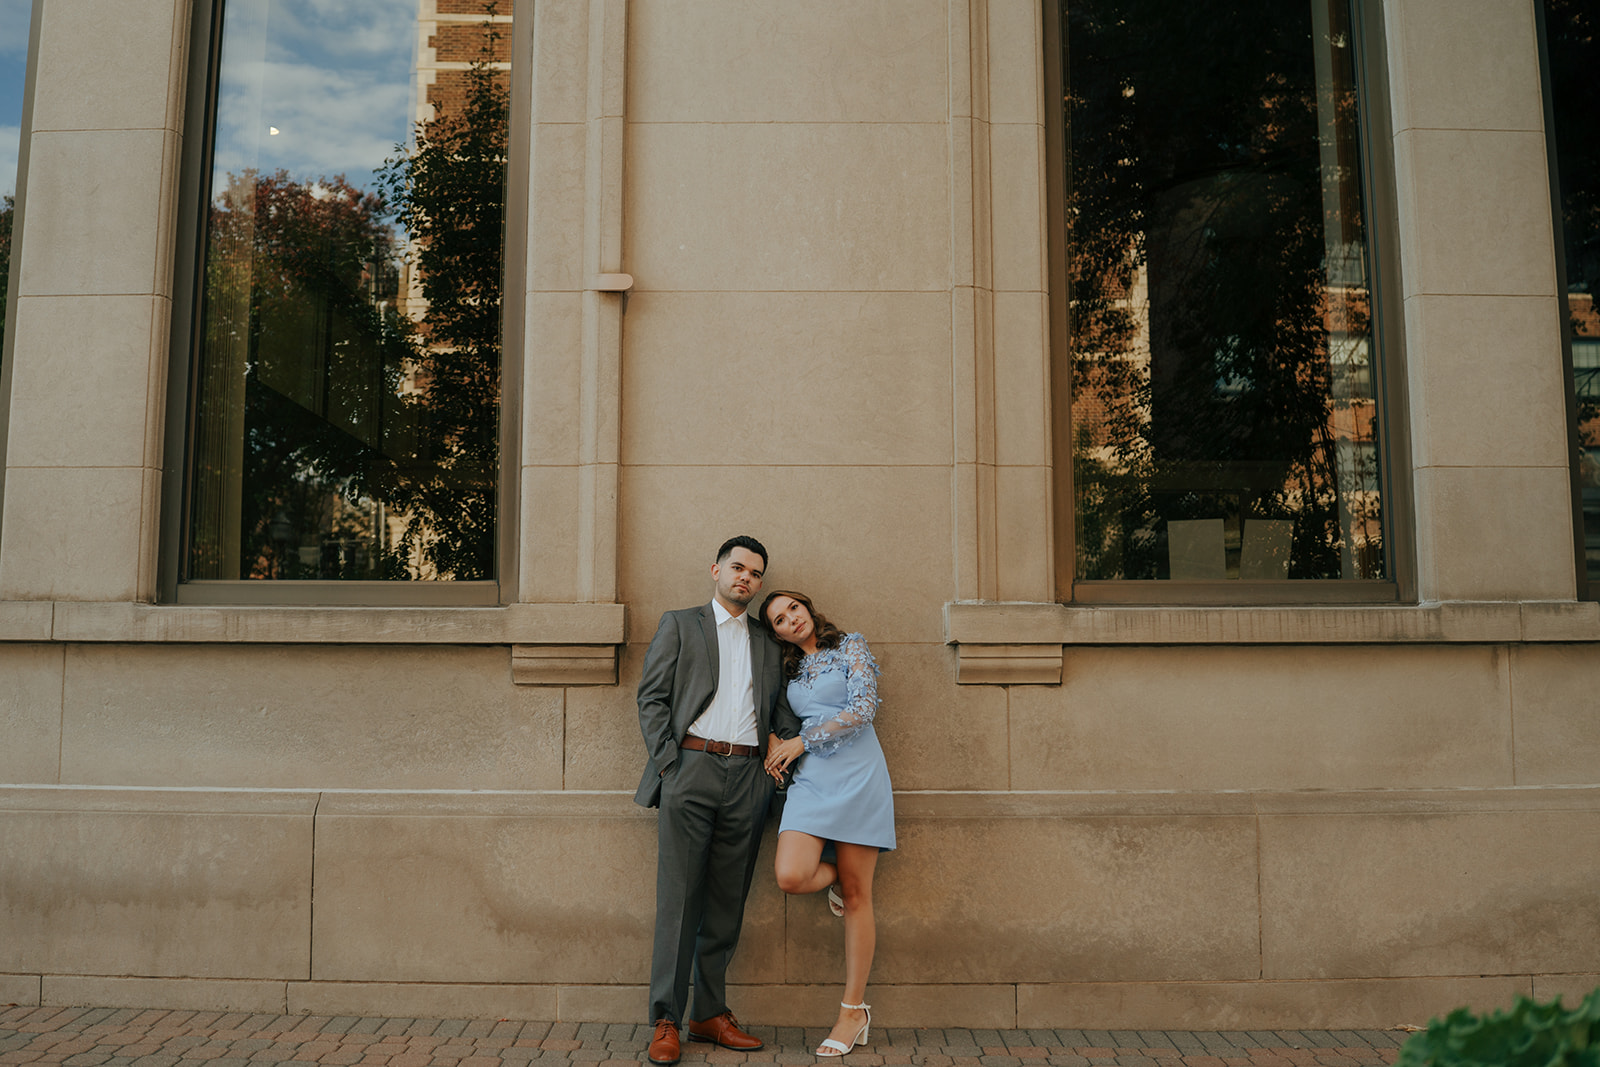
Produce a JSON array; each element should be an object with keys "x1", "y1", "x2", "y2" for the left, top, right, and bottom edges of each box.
[
  {"x1": 379, "y1": 0, "x2": 512, "y2": 577},
  {"x1": 414, "y1": 0, "x2": 512, "y2": 125},
  {"x1": 396, "y1": 0, "x2": 511, "y2": 339}
]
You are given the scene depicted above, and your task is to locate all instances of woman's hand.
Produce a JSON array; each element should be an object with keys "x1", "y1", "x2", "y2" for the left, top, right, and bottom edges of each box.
[{"x1": 764, "y1": 734, "x2": 805, "y2": 782}]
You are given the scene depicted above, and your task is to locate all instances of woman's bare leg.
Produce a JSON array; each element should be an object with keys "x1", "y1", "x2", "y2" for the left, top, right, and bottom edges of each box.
[
  {"x1": 820, "y1": 842, "x2": 879, "y2": 1052},
  {"x1": 774, "y1": 830, "x2": 834, "y2": 895}
]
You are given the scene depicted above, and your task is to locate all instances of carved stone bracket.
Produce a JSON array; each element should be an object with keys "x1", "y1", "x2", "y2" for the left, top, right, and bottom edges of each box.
[
  {"x1": 511, "y1": 644, "x2": 620, "y2": 686},
  {"x1": 954, "y1": 642, "x2": 1064, "y2": 685}
]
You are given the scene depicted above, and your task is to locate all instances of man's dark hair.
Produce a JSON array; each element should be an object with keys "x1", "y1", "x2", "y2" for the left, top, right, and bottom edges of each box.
[{"x1": 715, "y1": 535, "x2": 768, "y2": 570}]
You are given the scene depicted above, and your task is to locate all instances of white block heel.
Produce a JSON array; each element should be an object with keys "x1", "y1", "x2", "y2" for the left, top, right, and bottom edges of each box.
[{"x1": 815, "y1": 1001, "x2": 870, "y2": 1057}]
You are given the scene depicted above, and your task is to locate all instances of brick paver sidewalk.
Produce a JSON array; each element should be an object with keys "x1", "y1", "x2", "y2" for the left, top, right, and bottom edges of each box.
[{"x1": 0, "y1": 1007, "x2": 1409, "y2": 1067}]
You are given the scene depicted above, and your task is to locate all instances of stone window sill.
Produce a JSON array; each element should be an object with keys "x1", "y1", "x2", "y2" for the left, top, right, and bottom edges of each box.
[
  {"x1": 0, "y1": 601, "x2": 627, "y2": 686},
  {"x1": 945, "y1": 600, "x2": 1600, "y2": 684}
]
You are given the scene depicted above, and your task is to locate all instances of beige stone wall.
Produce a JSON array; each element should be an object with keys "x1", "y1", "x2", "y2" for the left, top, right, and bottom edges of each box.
[
  {"x1": 1386, "y1": 0, "x2": 1577, "y2": 601},
  {"x1": 0, "y1": 0, "x2": 187, "y2": 603},
  {"x1": 0, "y1": 0, "x2": 1597, "y2": 1029}
]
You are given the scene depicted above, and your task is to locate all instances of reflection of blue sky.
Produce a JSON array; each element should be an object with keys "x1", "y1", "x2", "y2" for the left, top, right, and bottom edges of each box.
[
  {"x1": 211, "y1": 0, "x2": 417, "y2": 199},
  {"x1": 1, "y1": 0, "x2": 30, "y2": 199}
]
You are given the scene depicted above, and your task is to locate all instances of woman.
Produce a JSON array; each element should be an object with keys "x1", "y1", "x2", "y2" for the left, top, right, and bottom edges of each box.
[{"x1": 760, "y1": 591, "x2": 895, "y2": 1058}]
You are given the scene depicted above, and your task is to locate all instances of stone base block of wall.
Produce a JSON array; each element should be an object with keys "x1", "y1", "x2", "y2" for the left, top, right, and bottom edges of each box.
[
  {"x1": 0, "y1": 974, "x2": 41, "y2": 1007},
  {"x1": 38, "y1": 975, "x2": 290, "y2": 1013},
  {"x1": 1018, "y1": 977, "x2": 1543, "y2": 1030},
  {"x1": 4, "y1": 787, "x2": 1599, "y2": 1029},
  {"x1": 287, "y1": 982, "x2": 560, "y2": 1020},
  {"x1": 7, "y1": 976, "x2": 1600, "y2": 1027}
]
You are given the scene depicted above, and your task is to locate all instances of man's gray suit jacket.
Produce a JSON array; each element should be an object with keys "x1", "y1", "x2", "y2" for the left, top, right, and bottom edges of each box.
[{"x1": 633, "y1": 603, "x2": 799, "y2": 808}]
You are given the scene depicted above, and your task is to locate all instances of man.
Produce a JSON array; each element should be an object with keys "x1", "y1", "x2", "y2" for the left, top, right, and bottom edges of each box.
[{"x1": 634, "y1": 535, "x2": 801, "y2": 1065}]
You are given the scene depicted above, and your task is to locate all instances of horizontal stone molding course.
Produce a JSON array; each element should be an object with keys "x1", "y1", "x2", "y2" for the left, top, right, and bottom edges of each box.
[
  {"x1": 947, "y1": 599, "x2": 1600, "y2": 647},
  {"x1": 0, "y1": 602, "x2": 626, "y2": 645}
]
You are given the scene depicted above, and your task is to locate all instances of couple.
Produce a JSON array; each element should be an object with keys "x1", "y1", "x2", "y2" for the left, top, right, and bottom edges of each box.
[{"x1": 634, "y1": 535, "x2": 896, "y2": 1063}]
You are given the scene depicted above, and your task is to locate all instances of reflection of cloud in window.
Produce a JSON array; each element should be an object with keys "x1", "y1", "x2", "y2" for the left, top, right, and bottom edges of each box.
[
  {"x1": 0, "y1": 0, "x2": 28, "y2": 58},
  {"x1": 211, "y1": 0, "x2": 415, "y2": 190},
  {"x1": 270, "y1": 0, "x2": 415, "y2": 59},
  {"x1": 0, "y1": 0, "x2": 27, "y2": 61},
  {"x1": 0, "y1": 124, "x2": 18, "y2": 199}
]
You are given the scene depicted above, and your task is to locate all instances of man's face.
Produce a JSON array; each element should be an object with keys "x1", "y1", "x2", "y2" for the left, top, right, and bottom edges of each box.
[{"x1": 711, "y1": 547, "x2": 765, "y2": 613}]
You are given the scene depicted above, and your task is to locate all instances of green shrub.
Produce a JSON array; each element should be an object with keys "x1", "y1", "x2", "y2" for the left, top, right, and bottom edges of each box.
[{"x1": 1397, "y1": 989, "x2": 1600, "y2": 1067}]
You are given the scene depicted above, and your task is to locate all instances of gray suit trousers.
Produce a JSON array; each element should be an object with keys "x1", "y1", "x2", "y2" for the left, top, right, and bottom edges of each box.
[{"x1": 649, "y1": 748, "x2": 776, "y2": 1025}]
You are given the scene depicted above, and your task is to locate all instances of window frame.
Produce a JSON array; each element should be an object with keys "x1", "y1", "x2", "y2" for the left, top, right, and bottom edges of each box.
[
  {"x1": 0, "y1": 0, "x2": 44, "y2": 552},
  {"x1": 158, "y1": 0, "x2": 528, "y2": 607},
  {"x1": 1042, "y1": 0, "x2": 1416, "y2": 606},
  {"x1": 1534, "y1": 0, "x2": 1597, "y2": 603}
]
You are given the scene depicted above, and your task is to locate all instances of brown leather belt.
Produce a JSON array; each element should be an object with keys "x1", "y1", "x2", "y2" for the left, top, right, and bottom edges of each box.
[{"x1": 681, "y1": 736, "x2": 759, "y2": 757}]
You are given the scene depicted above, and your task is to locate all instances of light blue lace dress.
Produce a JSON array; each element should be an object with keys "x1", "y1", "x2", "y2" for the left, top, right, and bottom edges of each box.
[{"x1": 778, "y1": 633, "x2": 896, "y2": 851}]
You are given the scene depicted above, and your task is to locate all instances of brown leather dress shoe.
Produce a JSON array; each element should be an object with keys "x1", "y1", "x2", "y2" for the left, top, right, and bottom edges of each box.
[
  {"x1": 647, "y1": 1019, "x2": 680, "y2": 1065},
  {"x1": 687, "y1": 1011, "x2": 763, "y2": 1051}
]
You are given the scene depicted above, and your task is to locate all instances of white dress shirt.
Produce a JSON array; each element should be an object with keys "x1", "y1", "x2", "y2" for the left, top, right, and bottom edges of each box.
[{"x1": 686, "y1": 599, "x2": 760, "y2": 746}]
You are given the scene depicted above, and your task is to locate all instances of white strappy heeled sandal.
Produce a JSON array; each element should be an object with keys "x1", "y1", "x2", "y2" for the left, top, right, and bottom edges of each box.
[
  {"x1": 815, "y1": 1001, "x2": 870, "y2": 1057},
  {"x1": 827, "y1": 884, "x2": 845, "y2": 917}
]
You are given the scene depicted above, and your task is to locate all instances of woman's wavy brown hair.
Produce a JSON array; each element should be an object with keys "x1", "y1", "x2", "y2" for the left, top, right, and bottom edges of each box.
[{"x1": 759, "y1": 590, "x2": 845, "y2": 679}]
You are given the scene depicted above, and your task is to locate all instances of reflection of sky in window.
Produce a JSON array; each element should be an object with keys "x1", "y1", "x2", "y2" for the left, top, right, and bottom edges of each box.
[
  {"x1": 1, "y1": 0, "x2": 30, "y2": 199},
  {"x1": 211, "y1": 0, "x2": 417, "y2": 198}
]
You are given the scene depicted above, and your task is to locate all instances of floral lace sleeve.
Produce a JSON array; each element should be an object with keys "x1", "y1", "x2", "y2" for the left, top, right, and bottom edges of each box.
[{"x1": 799, "y1": 633, "x2": 881, "y2": 757}]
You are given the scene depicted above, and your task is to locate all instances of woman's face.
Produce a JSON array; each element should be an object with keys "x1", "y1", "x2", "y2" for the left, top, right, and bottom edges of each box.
[{"x1": 765, "y1": 595, "x2": 815, "y2": 647}]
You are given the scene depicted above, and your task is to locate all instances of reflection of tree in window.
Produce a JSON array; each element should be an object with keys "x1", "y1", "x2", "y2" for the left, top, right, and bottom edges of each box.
[
  {"x1": 186, "y1": 15, "x2": 506, "y2": 583},
  {"x1": 1064, "y1": 0, "x2": 1386, "y2": 582},
  {"x1": 381, "y1": 57, "x2": 507, "y2": 580},
  {"x1": 1543, "y1": 0, "x2": 1600, "y2": 582},
  {"x1": 0, "y1": 195, "x2": 11, "y2": 345}
]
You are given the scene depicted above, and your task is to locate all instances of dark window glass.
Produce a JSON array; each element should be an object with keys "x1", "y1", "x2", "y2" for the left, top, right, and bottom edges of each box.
[
  {"x1": 1063, "y1": 0, "x2": 1387, "y2": 582},
  {"x1": 1, "y1": 0, "x2": 27, "y2": 350},
  {"x1": 1544, "y1": 0, "x2": 1600, "y2": 586},
  {"x1": 184, "y1": 0, "x2": 508, "y2": 583}
]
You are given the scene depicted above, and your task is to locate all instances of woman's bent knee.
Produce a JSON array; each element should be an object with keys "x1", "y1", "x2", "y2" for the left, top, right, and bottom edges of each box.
[{"x1": 775, "y1": 866, "x2": 811, "y2": 895}]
